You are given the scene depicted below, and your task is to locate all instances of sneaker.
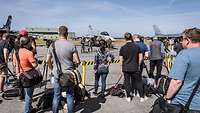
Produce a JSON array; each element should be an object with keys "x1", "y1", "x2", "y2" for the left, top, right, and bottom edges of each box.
[
  {"x1": 18, "y1": 96, "x2": 25, "y2": 102},
  {"x1": 136, "y1": 93, "x2": 140, "y2": 97},
  {"x1": 0, "y1": 91, "x2": 4, "y2": 95},
  {"x1": 61, "y1": 92, "x2": 66, "y2": 98},
  {"x1": 0, "y1": 91, "x2": 4, "y2": 99},
  {"x1": 140, "y1": 98, "x2": 144, "y2": 102},
  {"x1": 30, "y1": 108, "x2": 38, "y2": 113},
  {"x1": 130, "y1": 92, "x2": 135, "y2": 97},
  {"x1": 93, "y1": 92, "x2": 98, "y2": 96},
  {"x1": 100, "y1": 94, "x2": 105, "y2": 98},
  {"x1": 0, "y1": 91, "x2": 3, "y2": 100},
  {"x1": 64, "y1": 103, "x2": 68, "y2": 110},
  {"x1": 146, "y1": 93, "x2": 152, "y2": 97},
  {"x1": 144, "y1": 96, "x2": 148, "y2": 100},
  {"x1": 126, "y1": 97, "x2": 131, "y2": 102}
]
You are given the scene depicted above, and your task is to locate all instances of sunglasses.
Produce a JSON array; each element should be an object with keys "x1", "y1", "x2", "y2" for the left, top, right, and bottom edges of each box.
[{"x1": 180, "y1": 37, "x2": 189, "y2": 42}]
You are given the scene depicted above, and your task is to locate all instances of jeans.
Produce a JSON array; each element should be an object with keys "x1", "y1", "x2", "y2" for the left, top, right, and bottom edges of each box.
[
  {"x1": 19, "y1": 87, "x2": 25, "y2": 100},
  {"x1": 52, "y1": 78, "x2": 74, "y2": 113},
  {"x1": 24, "y1": 86, "x2": 34, "y2": 113},
  {"x1": 94, "y1": 72, "x2": 108, "y2": 95}
]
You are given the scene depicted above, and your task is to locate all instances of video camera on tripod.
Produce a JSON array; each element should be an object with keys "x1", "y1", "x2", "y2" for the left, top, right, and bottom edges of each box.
[{"x1": 43, "y1": 38, "x2": 54, "y2": 48}]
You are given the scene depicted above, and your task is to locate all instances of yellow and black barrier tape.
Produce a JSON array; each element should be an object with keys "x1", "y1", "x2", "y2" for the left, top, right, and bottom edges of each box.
[
  {"x1": 81, "y1": 59, "x2": 120, "y2": 66},
  {"x1": 81, "y1": 61, "x2": 95, "y2": 66},
  {"x1": 37, "y1": 59, "x2": 120, "y2": 66}
]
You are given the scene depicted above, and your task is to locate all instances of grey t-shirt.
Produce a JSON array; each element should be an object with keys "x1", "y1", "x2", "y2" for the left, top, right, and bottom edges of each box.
[
  {"x1": 150, "y1": 40, "x2": 165, "y2": 60},
  {"x1": 48, "y1": 40, "x2": 78, "y2": 78}
]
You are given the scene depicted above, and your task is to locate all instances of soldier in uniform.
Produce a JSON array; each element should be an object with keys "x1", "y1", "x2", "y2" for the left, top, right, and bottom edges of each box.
[{"x1": 81, "y1": 37, "x2": 86, "y2": 53}]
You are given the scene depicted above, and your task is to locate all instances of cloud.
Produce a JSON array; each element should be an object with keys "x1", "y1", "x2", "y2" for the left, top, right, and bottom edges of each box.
[
  {"x1": 168, "y1": 0, "x2": 179, "y2": 7},
  {"x1": 85, "y1": 1, "x2": 116, "y2": 11}
]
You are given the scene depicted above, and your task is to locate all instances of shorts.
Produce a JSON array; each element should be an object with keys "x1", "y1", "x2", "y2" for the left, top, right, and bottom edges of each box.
[{"x1": 0, "y1": 67, "x2": 8, "y2": 77}]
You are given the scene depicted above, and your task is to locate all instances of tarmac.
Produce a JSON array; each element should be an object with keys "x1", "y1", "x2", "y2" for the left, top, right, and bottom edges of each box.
[{"x1": 0, "y1": 45, "x2": 160, "y2": 113}]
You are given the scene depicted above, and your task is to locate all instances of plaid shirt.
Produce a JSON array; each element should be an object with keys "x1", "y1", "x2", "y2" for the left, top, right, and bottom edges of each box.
[{"x1": 94, "y1": 48, "x2": 114, "y2": 70}]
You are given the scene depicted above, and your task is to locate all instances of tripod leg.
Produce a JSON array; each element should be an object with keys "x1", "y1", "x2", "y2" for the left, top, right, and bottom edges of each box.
[
  {"x1": 40, "y1": 63, "x2": 46, "y2": 88},
  {"x1": 6, "y1": 68, "x2": 16, "y2": 87},
  {"x1": 44, "y1": 65, "x2": 48, "y2": 90},
  {"x1": 143, "y1": 62, "x2": 150, "y2": 77}
]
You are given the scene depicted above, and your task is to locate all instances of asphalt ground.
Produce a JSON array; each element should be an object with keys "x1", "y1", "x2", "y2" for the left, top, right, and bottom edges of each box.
[{"x1": 0, "y1": 45, "x2": 169, "y2": 113}]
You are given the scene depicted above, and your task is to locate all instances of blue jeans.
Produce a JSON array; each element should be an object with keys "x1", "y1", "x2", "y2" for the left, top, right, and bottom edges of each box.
[
  {"x1": 94, "y1": 72, "x2": 108, "y2": 95},
  {"x1": 52, "y1": 78, "x2": 74, "y2": 113},
  {"x1": 24, "y1": 86, "x2": 34, "y2": 113}
]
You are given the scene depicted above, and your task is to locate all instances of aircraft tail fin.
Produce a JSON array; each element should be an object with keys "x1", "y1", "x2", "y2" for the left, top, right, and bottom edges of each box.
[
  {"x1": 1, "y1": 15, "x2": 12, "y2": 31},
  {"x1": 153, "y1": 25, "x2": 161, "y2": 35}
]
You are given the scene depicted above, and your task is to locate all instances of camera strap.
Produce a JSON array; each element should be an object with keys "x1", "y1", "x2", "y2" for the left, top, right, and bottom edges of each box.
[
  {"x1": 51, "y1": 42, "x2": 63, "y2": 75},
  {"x1": 14, "y1": 48, "x2": 25, "y2": 73},
  {"x1": 0, "y1": 40, "x2": 7, "y2": 65},
  {"x1": 184, "y1": 76, "x2": 200, "y2": 111}
]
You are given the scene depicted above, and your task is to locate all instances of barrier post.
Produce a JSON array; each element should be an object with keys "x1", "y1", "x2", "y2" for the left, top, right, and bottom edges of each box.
[
  {"x1": 82, "y1": 61, "x2": 86, "y2": 85},
  {"x1": 167, "y1": 55, "x2": 171, "y2": 72}
]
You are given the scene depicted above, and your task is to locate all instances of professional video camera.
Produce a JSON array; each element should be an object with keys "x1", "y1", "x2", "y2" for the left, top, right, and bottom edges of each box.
[
  {"x1": 2, "y1": 34, "x2": 19, "y2": 51},
  {"x1": 43, "y1": 38, "x2": 54, "y2": 48}
]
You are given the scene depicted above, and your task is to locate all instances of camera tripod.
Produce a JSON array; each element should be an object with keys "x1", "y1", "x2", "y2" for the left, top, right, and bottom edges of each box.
[
  {"x1": 5, "y1": 67, "x2": 17, "y2": 88},
  {"x1": 38, "y1": 45, "x2": 52, "y2": 90},
  {"x1": 40, "y1": 59, "x2": 50, "y2": 90}
]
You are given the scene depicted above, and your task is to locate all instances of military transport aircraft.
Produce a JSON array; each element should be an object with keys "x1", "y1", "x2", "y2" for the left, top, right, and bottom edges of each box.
[{"x1": 153, "y1": 25, "x2": 182, "y2": 38}]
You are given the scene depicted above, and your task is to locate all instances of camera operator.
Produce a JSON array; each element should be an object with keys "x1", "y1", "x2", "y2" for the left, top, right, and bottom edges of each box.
[
  {"x1": 19, "y1": 29, "x2": 37, "y2": 55},
  {"x1": 0, "y1": 33, "x2": 9, "y2": 97},
  {"x1": 13, "y1": 36, "x2": 38, "y2": 113},
  {"x1": 13, "y1": 29, "x2": 37, "y2": 102}
]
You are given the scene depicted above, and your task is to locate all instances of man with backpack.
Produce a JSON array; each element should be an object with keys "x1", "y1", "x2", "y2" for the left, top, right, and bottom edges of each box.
[
  {"x1": 46, "y1": 26, "x2": 80, "y2": 113},
  {"x1": 165, "y1": 28, "x2": 200, "y2": 112}
]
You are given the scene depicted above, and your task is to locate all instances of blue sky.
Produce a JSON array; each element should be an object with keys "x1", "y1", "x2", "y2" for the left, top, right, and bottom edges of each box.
[{"x1": 0, "y1": 0, "x2": 200, "y2": 37}]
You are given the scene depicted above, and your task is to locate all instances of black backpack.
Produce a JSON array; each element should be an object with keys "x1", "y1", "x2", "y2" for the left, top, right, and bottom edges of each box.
[
  {"x1": 36, "y1": 91, "x2": 54, "y2": 110},
  {"x1": 109, "y1": 84, "x2": 125, "y2": 98}
]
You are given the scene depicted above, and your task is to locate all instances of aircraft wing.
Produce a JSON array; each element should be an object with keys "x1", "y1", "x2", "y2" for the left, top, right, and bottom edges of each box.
[
  {"x1": 162, "y1": 33, "x2": 182, "y2": 37},
  {"x1": 155, "y1": 33, "x2": 182, "y2": 38},
  {"x1": 153, "y1": 25, "x2": 182, "y2": 38}
]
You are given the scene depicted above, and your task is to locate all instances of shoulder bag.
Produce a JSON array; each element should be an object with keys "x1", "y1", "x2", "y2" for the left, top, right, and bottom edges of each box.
[
  {"x1": 51, "y1": 42, "x2": 75, "y2": 87},
  {"x1": 150, "y1": 77, "x2": 200, "y2": 113},
  {"x1": 15, "y1": 49, "x2": 42, "y2": 88}
]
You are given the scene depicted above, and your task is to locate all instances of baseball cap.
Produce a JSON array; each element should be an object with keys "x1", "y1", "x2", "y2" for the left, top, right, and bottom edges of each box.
[{"x1": 19, "y1": 29, "x2": 28, "y2": 37}]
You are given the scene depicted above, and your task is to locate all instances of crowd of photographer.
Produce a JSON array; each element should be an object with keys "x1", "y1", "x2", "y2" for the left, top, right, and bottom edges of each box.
[
  {"x1": 0, "y1": 26, "x2": 200, "y2": 113},
  {"x1": 0, "y1": 29, "x2": 39, "y2": 113}
]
